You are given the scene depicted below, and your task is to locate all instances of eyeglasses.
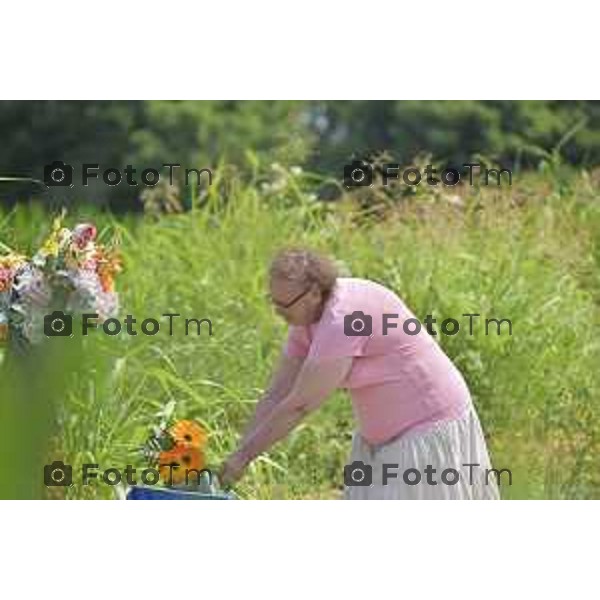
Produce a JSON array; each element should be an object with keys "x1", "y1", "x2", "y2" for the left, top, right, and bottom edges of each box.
[{"x1": 268, "y1": 285, "x2": 313, "y2": 309}]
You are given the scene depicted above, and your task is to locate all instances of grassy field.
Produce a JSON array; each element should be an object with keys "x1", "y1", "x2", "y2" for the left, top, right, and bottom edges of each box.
[{"x1": 1, "y1": 164, "x2": 599, "y2": 499}]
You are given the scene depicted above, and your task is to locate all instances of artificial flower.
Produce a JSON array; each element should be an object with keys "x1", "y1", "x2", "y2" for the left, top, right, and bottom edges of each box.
[
  {"x1": 72, "y1": 223, "x2": 97, "y2": 250},
  {"x1": 0, "y1": 215, "x2": 120, "y2": 345},
  {"x1": 96, "y1": 248, "x2": 122, "y2": 293}
]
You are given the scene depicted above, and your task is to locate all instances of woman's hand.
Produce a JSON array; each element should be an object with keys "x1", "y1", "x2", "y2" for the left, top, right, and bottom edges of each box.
[{"x1": 219, "y1": 451, "x2": 249, "y2": 488}]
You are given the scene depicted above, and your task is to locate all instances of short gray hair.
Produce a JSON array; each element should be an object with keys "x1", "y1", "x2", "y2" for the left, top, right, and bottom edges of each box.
[{"x1": 269, "y1": 247, "x2": 339, "y2": 300}]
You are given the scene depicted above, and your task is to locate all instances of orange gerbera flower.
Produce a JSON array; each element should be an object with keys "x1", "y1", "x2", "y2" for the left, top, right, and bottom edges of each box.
[
  {"x1": 168, "y1": 420, "x2": 208, "y2": 449},
  {"x1": 158, "y1": 444, "x2": 206, "y2": 486}
]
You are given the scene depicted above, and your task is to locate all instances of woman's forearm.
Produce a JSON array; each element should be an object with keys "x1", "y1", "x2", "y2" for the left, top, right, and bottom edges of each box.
[
  {"x1": 241, "y1": 391, "x2": 279, "y2": 438},
  {"x1": 237, "y1": 356, "x2": 354, "y2": 465},
  {"x1": 240, "y1": 354, "x2": 304, "y2": 440},
  {"x1": 238, "y1": 399, "x2": 307, "y2": 465}
]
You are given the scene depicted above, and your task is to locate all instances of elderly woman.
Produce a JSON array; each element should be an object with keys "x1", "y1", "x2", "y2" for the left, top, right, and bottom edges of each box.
[{"x1": 221, "y1": 248, "x2": 499, "y2": 499}]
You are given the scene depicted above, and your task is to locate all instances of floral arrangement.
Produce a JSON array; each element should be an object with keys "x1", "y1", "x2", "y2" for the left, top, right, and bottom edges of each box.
[
  {"x1": 0, "y1": 213, "x2": 121, "y2": 345},
  {"x1": 142, "y1": 403, "x2": 210, "y2": 488}
]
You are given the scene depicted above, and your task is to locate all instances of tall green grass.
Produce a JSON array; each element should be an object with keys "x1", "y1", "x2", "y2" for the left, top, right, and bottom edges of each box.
[{"x1": 1, "y1": 168, "x2": 599, "y2": 499}]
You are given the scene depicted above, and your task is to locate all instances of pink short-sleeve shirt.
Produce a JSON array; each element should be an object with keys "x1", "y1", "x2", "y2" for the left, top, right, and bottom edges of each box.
[{"x1": 285, "y1": 278, "x2": 471, "y2": 445}]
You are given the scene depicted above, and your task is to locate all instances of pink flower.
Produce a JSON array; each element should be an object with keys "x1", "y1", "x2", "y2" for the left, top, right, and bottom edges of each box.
[
  {"x1": 72, "y1": 223, "x2": 97, "y2": 250},
  {"x1": 0, "y1": 267, "x2": 14, "y2": 292}
]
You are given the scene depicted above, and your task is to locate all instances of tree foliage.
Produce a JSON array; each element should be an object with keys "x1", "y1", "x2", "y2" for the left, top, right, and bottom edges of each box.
[{"x1": 0, "y1": 100, "x2": 598, "y2": 207}]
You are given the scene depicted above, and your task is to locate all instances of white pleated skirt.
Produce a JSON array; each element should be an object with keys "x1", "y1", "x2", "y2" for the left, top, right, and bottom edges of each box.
[{"x1": 344, "y1": 402, "x2": 500, "y2": 500}]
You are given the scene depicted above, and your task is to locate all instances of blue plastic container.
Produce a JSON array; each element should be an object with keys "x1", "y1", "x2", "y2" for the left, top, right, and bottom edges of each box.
[{"x1": 126, "y1": 485, "x2": 235, "y2": 500}]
